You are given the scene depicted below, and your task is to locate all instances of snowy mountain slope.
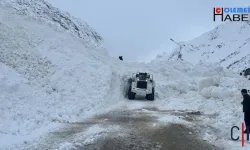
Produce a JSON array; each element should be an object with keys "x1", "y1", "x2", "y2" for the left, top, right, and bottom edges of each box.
[
  {"x1": 0, "y1": 1, "x2": 125, "y2": 149},
  {"x1": 1, "y1": 0, "x2": 250, "y2": 149},
  {"x1": 167, "y1": 22, "x2": 250, "y2": 72},
  {"x1": 0, "y1": 0, "x2": 104, "y2": 49}
]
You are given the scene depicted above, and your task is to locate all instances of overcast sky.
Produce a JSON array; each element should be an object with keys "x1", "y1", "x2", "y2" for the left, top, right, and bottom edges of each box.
[{"x1": 49, "y1": 0, "x2": 250, "y2": 62}]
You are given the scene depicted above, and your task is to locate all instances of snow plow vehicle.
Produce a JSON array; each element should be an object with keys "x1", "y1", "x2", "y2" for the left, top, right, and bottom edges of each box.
[{"x1": 127, "y1": 72, "x2": 155, "y2": 101}]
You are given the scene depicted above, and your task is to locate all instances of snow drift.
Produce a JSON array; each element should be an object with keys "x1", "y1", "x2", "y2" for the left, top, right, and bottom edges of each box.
[
  {"x1": 147, "y1": 58, "x2": 250, "y2": 149},
  {"x1": 0, "y1": 0, "x2": 126, "y2": 149}
]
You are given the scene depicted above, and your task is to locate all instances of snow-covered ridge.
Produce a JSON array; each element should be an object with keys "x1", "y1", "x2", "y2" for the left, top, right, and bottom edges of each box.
[
  {"x1": 166, "y1": 22, "x2": 250, "y2": 72},
  {"x1": 0, "y1": 1, "x2": 120, "y2": 149},
  {"x1": 0, "y1": 0, "x2": 103, "y2": 49}
]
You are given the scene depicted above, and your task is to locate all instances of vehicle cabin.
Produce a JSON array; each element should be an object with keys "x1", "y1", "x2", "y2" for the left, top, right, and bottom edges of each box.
[
  {"x1": 244, "y1": 68, "x2": 250, "y2": 77},
  {"x1": 240, "y1": 68, "x2": 250, "y2": 77}
]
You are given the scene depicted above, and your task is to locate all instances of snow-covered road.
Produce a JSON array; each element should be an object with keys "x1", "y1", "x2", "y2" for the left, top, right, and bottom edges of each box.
[{"x1": 23, "y1": 100, "x2": 221, "y2": 150}]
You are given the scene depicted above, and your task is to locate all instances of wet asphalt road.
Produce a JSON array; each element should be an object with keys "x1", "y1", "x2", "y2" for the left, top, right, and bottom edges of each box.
[
  {"x1": 75, "y1": 107, "x2": 222, "y2": 150},
  {"x1": 24, "y1": 106, "x2": 223, "y2": 150}
]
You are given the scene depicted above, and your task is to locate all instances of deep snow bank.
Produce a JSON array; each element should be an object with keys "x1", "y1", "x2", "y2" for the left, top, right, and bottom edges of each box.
[
  {"x1": 0, "y1": 2, "x2": 126, "y2": 149},
  {"x1": 122, "y1": 58, "x2": 250, "y2": 149},
  {"x1": 146, "y1": 58, "x2": 250, "y2": 149}
]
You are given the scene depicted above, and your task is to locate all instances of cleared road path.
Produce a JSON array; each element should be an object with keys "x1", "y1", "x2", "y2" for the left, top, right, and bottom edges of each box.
[
  {"x1": 76, "y1": 107, "x2": 221, "y2": 150},
  {"x1": 25, "y1": 106, "x2": 223, "y2": 150}
]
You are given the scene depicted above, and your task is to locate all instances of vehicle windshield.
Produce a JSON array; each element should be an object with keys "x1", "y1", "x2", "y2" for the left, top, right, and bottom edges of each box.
[{"x1": 136, "y1": 73, "x2": 149, "y2": 80}]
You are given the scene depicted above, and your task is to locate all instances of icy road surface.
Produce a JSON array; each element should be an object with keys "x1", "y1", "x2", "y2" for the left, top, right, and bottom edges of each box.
[{"x1": 24, "y1": 100, "x2": 222, "y2": 150}]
